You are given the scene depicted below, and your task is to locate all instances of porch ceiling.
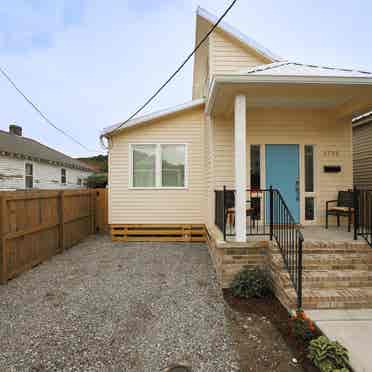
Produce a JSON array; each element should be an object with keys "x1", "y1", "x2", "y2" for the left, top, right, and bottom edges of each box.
[{"x1": 208, "y1": 79, "x2": 372, "y2": 120}]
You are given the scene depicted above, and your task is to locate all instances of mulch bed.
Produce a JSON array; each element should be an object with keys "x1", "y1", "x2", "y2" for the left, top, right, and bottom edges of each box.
[{"x1": 224, "y1": 290, "x2": 321, "y2": 372}]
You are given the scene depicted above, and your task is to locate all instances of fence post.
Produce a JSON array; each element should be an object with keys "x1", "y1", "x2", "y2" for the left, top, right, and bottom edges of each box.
[
  {"x1": 59, "y1": 191, "x2": 65, "y2": 252},
  {"x1": 1, "y1": 196, "x2": 8, "y2": 284},
  {"x1": 91, "y1": 190, "x2": 95, "y2": 234},
  {"x1": 269, "y1": 186, "x2": 273, "y2": 241},
  {"x1": 223, "y1": 185, "x2": 226, "y2": 241},
  {"x1": 353, "y1": 186, "x2": 359, "y2": 241}
]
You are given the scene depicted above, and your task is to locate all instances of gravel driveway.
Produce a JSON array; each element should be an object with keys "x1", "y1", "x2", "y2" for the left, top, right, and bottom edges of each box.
[{"x1": 0, "y1": 235, "x2": 238, "y2": 372}]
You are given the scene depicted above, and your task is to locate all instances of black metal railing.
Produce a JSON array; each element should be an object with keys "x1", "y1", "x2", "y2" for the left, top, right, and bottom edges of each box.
[
  {"x1": 271, "y1": 188, "x2": 304, "y2": 309},
  {"x1": 215, "y1": 187, "x2": 271, "y2": 240},
  {"x1": 214, "y1": 186, "x2": 303, "y2": 309},
  {"x1": 354, "y1": 187, "x2": 372, "y2": 247}
]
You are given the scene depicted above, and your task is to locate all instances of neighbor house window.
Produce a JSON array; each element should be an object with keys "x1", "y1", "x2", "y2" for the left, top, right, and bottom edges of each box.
[
  {"x1": 61, "y1": 168, "x2": 66, "y2": 184},
  {"x1": 25, "y1": 163, "x2": 33, "y2": 189},
  {"x1": 250, "y1": 145, "x2": 261, "y2": 190},
  {"x1": 131, "y1": 144, "x2": 186, "y2": 188}
]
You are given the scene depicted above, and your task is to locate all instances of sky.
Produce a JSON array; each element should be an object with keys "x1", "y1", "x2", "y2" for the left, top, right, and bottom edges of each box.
[{"x1": 0, "y1": 0, "x2": 371, "y2": 157}]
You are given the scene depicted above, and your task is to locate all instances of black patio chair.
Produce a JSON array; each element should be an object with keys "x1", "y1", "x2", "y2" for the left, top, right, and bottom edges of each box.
[
  {"x1": 325, "y1": 190, "x2": 355, "y2": 232},
  {"x1": 224, "y1": 190, "x2": 257, "y2": 232}
]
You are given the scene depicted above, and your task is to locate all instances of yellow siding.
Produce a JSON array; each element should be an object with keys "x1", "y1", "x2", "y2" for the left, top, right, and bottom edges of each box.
[
  {"x1": 204, "y1": 115, "x2": 215, "y2": 229},
  {"x1": 209, "y1": 29, "x2": 269, "y2": 75},
  {"x1": 353, "y1": 122, "x2": 372, "y2": 189},
  {"x1": 213, "y1": 108, "x2": 353, "y2": 224},
  {"x1": 108, "y1": 108, "x2": 205, "y2": 224}
]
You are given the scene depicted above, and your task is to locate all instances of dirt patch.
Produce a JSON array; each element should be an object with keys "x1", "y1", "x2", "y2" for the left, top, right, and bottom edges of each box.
[{"x1": 224, "y1": 290, "x2": 320, "y2": 372}]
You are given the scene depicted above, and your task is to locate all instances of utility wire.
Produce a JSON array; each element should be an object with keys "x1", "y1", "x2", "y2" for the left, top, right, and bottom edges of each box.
[
  {"x1": 113, "y1": 0, "x2": 238, "y2": 132},
  {"x1": 0, "y1": 66, "x2": 97, "y2": 153}
]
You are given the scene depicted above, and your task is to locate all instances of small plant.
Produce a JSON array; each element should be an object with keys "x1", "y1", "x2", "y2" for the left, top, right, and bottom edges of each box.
[
  {"x1": 290, "y1": 309, "x2": 315, "y2": 342},
  {"x1": 230, "y1": 266, "x2": 271, "y2": 299},
  {"x1": 308, "y1": 335, "x2": 350, "y2": 372}
]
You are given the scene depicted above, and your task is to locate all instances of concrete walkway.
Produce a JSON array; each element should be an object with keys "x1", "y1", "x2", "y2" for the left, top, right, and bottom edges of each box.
[{"x1": 307, "y1": 309, "x2": 372, "y2": 372}]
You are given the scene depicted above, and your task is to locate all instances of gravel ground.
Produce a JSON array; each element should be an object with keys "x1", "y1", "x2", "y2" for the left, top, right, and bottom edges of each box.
[{"x1": 0, "y1": 235, "x2": 238, "y2": 372}]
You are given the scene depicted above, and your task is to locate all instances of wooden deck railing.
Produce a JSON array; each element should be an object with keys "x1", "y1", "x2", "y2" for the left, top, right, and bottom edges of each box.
[{"x1": 0, "y1": 188, "x2": 108, "y2": 283}]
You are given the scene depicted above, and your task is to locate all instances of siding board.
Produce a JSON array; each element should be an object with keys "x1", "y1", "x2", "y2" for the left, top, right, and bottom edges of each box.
[{"x1": 209, "y1": 29, "x2": 269, "y2": 75}]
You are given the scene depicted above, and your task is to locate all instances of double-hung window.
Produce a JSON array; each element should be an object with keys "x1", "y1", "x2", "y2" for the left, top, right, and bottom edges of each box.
[
  {"x1": 61, "y1": 168, "x2": 66, "y2": 185},
  {"x1": 25, "y1": 163, "x2": 33, "y2": 189},
  {"x1": 131, "y1": 144, "x2": 186, "y2": 188}
]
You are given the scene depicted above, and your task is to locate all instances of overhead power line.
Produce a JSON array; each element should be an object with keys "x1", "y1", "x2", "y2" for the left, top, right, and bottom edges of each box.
[
  {"x1": 113, "y1": 0, "x2": 238, "y2": 133},
  {"x1": 0, "y1": 66, "x2": 97, "y2": 153}
]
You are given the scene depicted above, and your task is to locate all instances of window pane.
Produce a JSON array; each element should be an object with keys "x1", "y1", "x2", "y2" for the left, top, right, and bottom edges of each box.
[
  {"x1": 305, "y1": 145, "x2": 314, "y2": 192},
  {"x1": 161, "y1": 144, "x2": 185, "y2": 187},
  {"x1": 133, "y1": 145, "x2": 156, "y2": 187},
  {"x1": 61, "y1": 169, "x2": 66, "y2": 184},
  {"x1": 26, "y1": 163, "x2": 33, "y2": 175},
  {"x1": 250, "y1": 145, "x2": 260, "y2": 189},
  {"x1": 305, "y1": 197, "x2": 315, "y2": 220},
  {"x1": 25, "y1": 164, "x2": 33, "y2": 188}
]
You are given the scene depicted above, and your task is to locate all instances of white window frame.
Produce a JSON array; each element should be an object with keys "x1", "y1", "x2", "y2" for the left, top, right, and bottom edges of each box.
[
  {"x1": 129, "y1": 143, "x2": 188, "y2": 190},
  {"x1": 61, "y1": 168, "x2": 67, "y2": 185},
  {"x1": 25, "y1": 162, "x2": 33, "y2": 189}
]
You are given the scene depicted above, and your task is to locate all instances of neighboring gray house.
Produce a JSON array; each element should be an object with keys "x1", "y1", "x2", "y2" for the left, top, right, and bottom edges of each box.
[
  {"x1": 353, "y1": 112, "x2": 372, "y2": 189},
  {"x1": 0, "y1": 125, "x2": 93, "y2": 190}
]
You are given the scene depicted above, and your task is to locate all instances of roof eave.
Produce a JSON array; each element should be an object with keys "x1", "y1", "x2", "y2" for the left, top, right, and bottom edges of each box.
[{"x1": 102, "y1": 98, "x2": 206, "y2": 137}]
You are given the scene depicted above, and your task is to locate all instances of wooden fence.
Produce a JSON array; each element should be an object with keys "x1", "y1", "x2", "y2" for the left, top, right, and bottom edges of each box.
[{"x1": 0, "y1": 188, "x2": 108, "y2": 283}]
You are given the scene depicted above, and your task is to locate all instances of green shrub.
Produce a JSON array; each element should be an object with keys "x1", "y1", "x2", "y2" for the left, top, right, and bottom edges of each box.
[
  {"x1": 230, "y1": 266, "x2": 271, "y2": 299},
  {"x1": 308, "y1": 336, "x2": 350, "y2": 372}
]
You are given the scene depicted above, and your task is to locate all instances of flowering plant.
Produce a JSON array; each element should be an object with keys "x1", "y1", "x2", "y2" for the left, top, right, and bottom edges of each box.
[{"x1": 289, "y1": 309, "x2": 315, "y2": 342}]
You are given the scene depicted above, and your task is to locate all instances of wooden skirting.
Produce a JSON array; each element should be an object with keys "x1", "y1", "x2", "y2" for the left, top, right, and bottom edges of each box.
[{"x1": 110, "y1": 224, "x2": 207, "y2": 242}]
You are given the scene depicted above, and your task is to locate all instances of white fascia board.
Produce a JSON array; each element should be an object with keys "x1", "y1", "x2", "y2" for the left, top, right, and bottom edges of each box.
[
  {"x1": 196, "y1": 7, "x2": 283, "y2": 62},
  {"x1": 102, "y1": 98, "x2": 205, "y2": 137},
  {"x1": 213, "y1": 74, "x2": 372, "y2": 86}
]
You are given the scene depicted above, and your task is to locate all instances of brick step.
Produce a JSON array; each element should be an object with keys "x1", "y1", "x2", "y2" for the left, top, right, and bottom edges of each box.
[
  {"x1": 303, "y1": 244, "x2": 371, "y2": 254},
  {"x1": 277, "y1": 270, "x2": 372, "y2": 289},
  {"x1": 284, "y1": 287, "x2": 372, "y2": 310},
  {"x1": 270, "y1": 254, "x2": 372, "y2": 271}
]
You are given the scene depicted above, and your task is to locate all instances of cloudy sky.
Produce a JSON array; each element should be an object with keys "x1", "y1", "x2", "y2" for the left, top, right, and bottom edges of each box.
[{"x1": 0, "y1": 0, "x2": 371, "y2": 157}]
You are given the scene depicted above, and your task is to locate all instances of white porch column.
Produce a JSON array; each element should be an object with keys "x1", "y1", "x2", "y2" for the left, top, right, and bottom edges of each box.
[{"x1": 234, "y1": 95, "x2": 247, "y2": 241}]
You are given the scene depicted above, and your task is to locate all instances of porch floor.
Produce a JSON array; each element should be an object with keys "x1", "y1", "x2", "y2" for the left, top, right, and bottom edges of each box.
[
  {"x1": 302, "y1": 225, "x2": 355, "y2": 242},
  {"x1": 224, "y1": 224, "x2": 357, "y2": 242}
]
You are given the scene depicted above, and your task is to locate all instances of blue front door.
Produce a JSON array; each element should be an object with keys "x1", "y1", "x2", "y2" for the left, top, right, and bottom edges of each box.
[{"x1": 266, "y1": 144, "x2": 300, "y2": 222}]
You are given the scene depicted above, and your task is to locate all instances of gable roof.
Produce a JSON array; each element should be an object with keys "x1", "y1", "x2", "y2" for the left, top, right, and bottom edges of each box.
[
  {"x1": 0, "y1": 129, "x2": 93, "y2": 171},
  {"x1": 237, "y1": 61, "x2": 372, "y2": 78},
  {"x1": 102, "y1": 98, "x2": 205, "y2": 137},
  {"x1": 196, "y1": 7, "x2": 283, "y2": 63}
]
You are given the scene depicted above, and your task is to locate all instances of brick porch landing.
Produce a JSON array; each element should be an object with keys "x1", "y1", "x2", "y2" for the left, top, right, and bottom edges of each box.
[
  {"x1": 207, "y1": 225, "x2": 372, "y2": 310},
  {"x1": 302, "y1": 225, "x2": 355, "y2": 241}
]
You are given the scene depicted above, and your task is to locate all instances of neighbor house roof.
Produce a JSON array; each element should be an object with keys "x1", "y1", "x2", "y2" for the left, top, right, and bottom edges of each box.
[
  {"x1": 102, "y1": 98, "x2": 205, "y2": 137},
  {"x1": 0, "y1": 129, "x2": 94, "y2": 171},
  {"x1": 196, "y1": 7, "x2": 283, "y2": 63},
  {"x1": 236, "y1": 61, "x2": 372, "y2": 78},
  {"x1": 353, "y1": 111, "x2": 372, "y2": 127}
]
